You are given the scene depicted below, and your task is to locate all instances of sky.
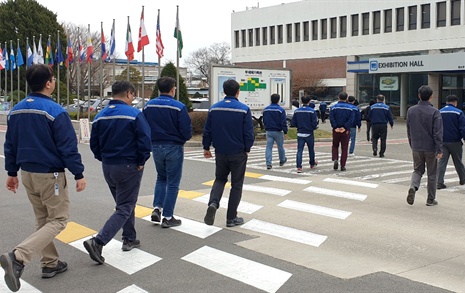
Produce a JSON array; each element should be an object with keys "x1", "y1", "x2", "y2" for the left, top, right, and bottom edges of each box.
[{"x1": 34, "y1": 0, "x2": 297, "y2": 66}]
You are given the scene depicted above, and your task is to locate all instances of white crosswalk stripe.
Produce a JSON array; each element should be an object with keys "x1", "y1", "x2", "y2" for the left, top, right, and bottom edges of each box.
[{"x1": 0, "y1": 280, "x2": 41, "y2": 292}]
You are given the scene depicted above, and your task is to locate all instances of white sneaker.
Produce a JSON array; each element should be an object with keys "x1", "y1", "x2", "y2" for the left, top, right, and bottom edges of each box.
[{"x1": 349, "y1": 153, "x2": 355, "y2": 157}]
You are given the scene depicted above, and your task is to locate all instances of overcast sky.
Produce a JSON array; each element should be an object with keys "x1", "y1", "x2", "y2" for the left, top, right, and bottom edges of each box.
[{"x1": 34, "y1": 0, "x2": 297, "y2": 66}]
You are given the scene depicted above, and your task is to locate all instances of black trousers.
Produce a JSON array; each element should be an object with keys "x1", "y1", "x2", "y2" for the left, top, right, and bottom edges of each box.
[{"x1": 371, "y1": 124, "x2": 388, "y2": 154}]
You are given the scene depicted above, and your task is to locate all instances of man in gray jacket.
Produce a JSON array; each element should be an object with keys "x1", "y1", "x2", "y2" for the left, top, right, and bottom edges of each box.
[{"x1": 406, "y1": 85, "x2": 443, "y2": 206}]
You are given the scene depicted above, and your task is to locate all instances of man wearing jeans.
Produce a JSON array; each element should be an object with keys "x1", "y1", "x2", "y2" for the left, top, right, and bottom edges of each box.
[
  {"x1": 203, "y1": 79, "x2": 254, "y2": 227},
  {"x1": 143, "y1": 77, "x2": 192, "y2": 228},
  {"x1": 263, "y1": 94, "x2": 288, "y2": 170},
  {"x1": 348, "y1": 96, "x2": 361, "y2": 156}
]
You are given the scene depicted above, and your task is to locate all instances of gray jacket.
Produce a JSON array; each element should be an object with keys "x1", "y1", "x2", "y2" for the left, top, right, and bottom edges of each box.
[{"x1": 406, "y1": 100, "x2": 443, "y2": 153}]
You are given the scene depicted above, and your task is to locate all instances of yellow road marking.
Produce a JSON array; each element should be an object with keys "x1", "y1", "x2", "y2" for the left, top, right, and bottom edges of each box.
[
  {"x1": 178, "y1": 190, "x2": 205, "y2": 199},
  {"x1": 202, "y1": 180, "x2": 231, "y2": 188},
  {"x1": 245, "y1": 172, "x2": 263, "y2": 178},
  {"x1": 135, "y1": 205, "x2": 153, "y2": 218},
  {"x1": 56, "y1": 222, "x2": 96, "y2": 244}
]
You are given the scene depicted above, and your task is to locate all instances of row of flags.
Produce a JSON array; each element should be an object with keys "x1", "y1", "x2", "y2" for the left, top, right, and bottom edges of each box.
[{"x1": 0, "y1": 6, "x2": 183, "y2": 71}]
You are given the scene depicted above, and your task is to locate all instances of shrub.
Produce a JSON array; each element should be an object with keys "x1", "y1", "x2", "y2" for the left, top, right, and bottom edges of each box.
[
  {"x1": 189, "y1": 111, "x2": 208, "y2": 135},
  {"x1": 68, "y1": 112, "x2": 98, "y2": 122}
]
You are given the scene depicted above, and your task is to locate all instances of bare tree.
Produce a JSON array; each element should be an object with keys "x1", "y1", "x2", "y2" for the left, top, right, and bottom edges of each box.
[
  {"x1": 292, "y1": 71, "x2": 327, "y2": 98},
  {"x1": 184, "y1": 42, "x2": 231, "y2": 81}
]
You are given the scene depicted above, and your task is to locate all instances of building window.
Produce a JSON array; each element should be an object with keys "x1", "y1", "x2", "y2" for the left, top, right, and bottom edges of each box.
[
  {"x1": 408, "y1": 5, "x2": 417, "y2": 30},
  {"x1": 373, "y1": 11, "x2": 381, "y2": 34},
  {"x1": 241, "y1": 29, "x2": 246, "y2": 47},
  {"x1": 248, "y1": 29, "x2": 253, "y2": 46},
  {"x1": 321, "y1": 19, "x2": 327, "y2": 39},
  {"x1": 437, "y1": 2, "x2": 446, "y2": 27},
  {"x1": 262, "y1": 27, "x2": 268, "y2": 45},
  {"x1": 270, "y1": 26, "x2": 275, "y2": 44},
  {"x1": 384, "y1": 9, "x2": 392, "y2": 32},
  {"x1": 303, "y1": 21, "x2": 309, "y2": 41},
  {"x1": 295, "y1": 22, "x2": 300, "y2": 42},
  {"x1": 396, "y1": 7, "x2": 404, "y2": 31},
  {"x1": 330, "y1": 17, "x2": 337, "y2": 38},
  {"x1": 340, "y1": 16, "x2": 347, "y2": 38},
  {"x1": 234, "y1": 31, "x2": 239, "y2": 48},
  {"x1": 351, "y1": 14, "x2": 359, "y2": 36},
  {"x1": 277, "y1": 25, "x2": 283, "y2": 44},
  {"x1": 286, "y1": 23, "x2": 292, "y2": 43},
  {"x1": 312, "y1": 20, "x2": 318, "y2": 40},
  {"x1": 255, "y1": 28, "x2": 260, "y2": 46},
  {"x1": 362, "y1": 13, "x2": 369, "y2": 35},
  {"x1": 451, "y1": 0, "x2": 461, "y2": 25},
  {"x1": 421, "y1": 4, "x2": 430, "y2": 29}
]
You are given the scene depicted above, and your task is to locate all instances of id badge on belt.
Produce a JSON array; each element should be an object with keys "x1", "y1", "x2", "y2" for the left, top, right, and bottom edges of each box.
[{"x1": 54, "y1": 172, "x2": 59, "y2": 196}]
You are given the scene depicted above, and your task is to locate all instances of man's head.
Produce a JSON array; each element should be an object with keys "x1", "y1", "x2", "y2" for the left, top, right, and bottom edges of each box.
[
  {"x1": 418, "y1": 85, "x2": 433, "y2": 101},
  {"x1": 338, "y1": 92, "x2": 348, "y2": 101},
  {"x1": 112, "y1": 80, "x2": 136, "y2": 105},
  {"x1": 348, "y1": 96, "x2": 356, "y2": 104},
  {"x1": 376, "y1": 94, "x2": 385, "y2": 103},
  {"x1": 270, "y1": 94, "x2": 280, "y2": 104},
  {"x1": 446, "y1": 94, "x2": 458, "y2": 106},
  {"x1": 223, "y1": 79, "x2": 240, "y2": 97},
  {"x1": 26, "y1": 64, "x2": 55, "y2": 94},
  {"x1": 157, "y1": 77, "x2": 176, "y2": 95},
  {"x1": 301, "y1": 95, "x2": 310, "y2": 105}
]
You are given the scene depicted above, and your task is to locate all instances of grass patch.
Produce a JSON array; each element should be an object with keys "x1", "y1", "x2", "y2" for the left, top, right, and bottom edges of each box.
[{"x1": 286, "y1": 127, "x2": 332, "y2": 140}]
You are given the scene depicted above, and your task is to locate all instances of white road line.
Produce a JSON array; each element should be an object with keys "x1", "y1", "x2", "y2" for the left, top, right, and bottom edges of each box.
[
  {"x1": 243, "y1": 184, "x2": 291, "y2": 196},
  {"x1": 304, "y1": 186, "x2": 367, "y2": 201},
  {"x1": 259, "y1": 175, "x2": 311, "y2": 184},
  {"x1": 356, "y1": 166, "x2": 413, "y2": 179},
  {"x1": 193, "y1": 194, "x2": 263, "y2": 214},
  {"x1": 70, "y1": 236, "x2": 161, "y2": 275},
  {"x1": 323, "y1": 177, "x2": 378, "y2": 188},
  {"x1": 0, "y1": 280, "x2": 40, "y2": 292},
  {"x1": 141, "y1": 215, "x2": 222, "y2": 239},
  {"x1": 241, "y1": 219, "x2": 327, "y2": 247},
  {"x1": 278, "y1": 199, "x2": 351, "y2": 219},
  {"x1": 182, "y1": 246, "x2": 292, "y2": 293},
  {"x1": 117, "y1": 285, "x2": 150, "y2": 293}
]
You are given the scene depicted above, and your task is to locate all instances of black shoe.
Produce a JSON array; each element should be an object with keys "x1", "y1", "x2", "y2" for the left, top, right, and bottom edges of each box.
[
  {"x1": 42, "y1": 260, "x2": 67, "y2": 279},
  {"x1": 407, "y1": 187, "x2": 416, "y2": 205},
  {"x1": 204, "y1": 204, "x2": 217, "y2": 226},
  {"x1": 83, "y1": 237, "x2": 105, "y2": 264},
  {"x1": 333, "y1": 160, "x2": 338, "y2": 170},
  {"x1": 226, "y1": 217, "x2": 244, "y2": 227},
  {"x1": 379, "y1": 153, "x2": 385, "y2": 158},
  {"x1": 373, "y1": 150, "x2": 377, "y2": 156},
  {"x1": 151, "y1": 208, "x2": 161, "y2": 222},
  {"x1": 437, "y1": 183, "x2": 447, "y2": 190},
  {"x1": 161, "y1": 217, "x2": 182, "y2": 228},
  {"x1": 279, "y1": 158, "x2": 287, "y2": 166},
  {"x1": 266, "y1": 165, "x2": 272, "y2": 170},
  {"x1": 426, "y1": 199, "x2": 438, "y2": 206},
  {"x1": 122, "y1": 239, "x2": 140, "y2": 251},
  {"x1": 0, "y1": 252, "x2": 24, "y2": 292},
  {"x1": 341, "y1": 166, "x2": 346, "y2": 171},
  {"x1": 460, "y1": 179, "x2": 465, "y2": 185}
]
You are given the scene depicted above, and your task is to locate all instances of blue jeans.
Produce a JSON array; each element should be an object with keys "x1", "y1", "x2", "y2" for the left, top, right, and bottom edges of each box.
[
  {"x1": 296, "y1": 135, "x2": 315, "y2": 168},
  {"x1": 152, "y1": 144, "x2": 184, "y2": 218},
  {"x1": 265, "y1": 131, "x2": 286, "y2": 166},
  {"x1": 349, "y1": 127, "x2": 357, "y2": 154}
]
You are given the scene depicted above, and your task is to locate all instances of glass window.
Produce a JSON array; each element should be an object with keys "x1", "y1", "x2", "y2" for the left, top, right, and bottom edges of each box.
[
  {"x1": 295, "y1": 22, "x2": 300, "y2": 42},
  {"x1": 241, "y1": 30, "x2": 246, "y2": 47},
  {"x1": 330, "y1": 17, "x2": 337, "y2": 38},
  {"x1": 373, "y1": 11, "x2": 381, "y2": 34},
  {"x1": 234, "y1": 31, "x2": 239, "y2": 48},
  {"x1": 262, "y1": 27, "x2": 268, "y2": 45},
  {"x1": 255, "y1": 28, "x2": 260, "y2": 46},
  {"x1": 362, "y1": 13, "x2": 369, "y2": 35},
  {"x1": 286, "y1": 23, "x2": 292, "y2": 43},
  {"x1": 384, "y1": 9, "x2": 392, "y2": 32},
  {"x1": 277, "y1": 25, "x2": 283, "y2": 44},
  {"x1": 351, "y1": 14, "x2": 359, "y2": 36},
  {"x1": 321, "y1": 19, "x2": 327, "y2": 39},
  {"x1": 312, "y1": 20, "x2": 318, "y2": 40},
  {"x1": 248, "y1": 29, "x2": 253, "y2": 46},
  {"x1": 303, "y1": 21, "x2": 309, "y2": 41},
  {"x1": 421, "y1": 4, "x2": 430, "y2": 28},
  {"x1": 452, "y1": 0, "x2": 461, "y2": 25},
  {"x1": 340, "y1": 16, "x2": 347, "y2": 38},
  {"x1": 270, "y1": 26, "x2": 275, "y2": 44},
  {"x1": 408, "y1": 5, "x2": 417, "y2": 30},
  {"x1": 396, "y1": 7, "x2": 404, "y2": 31},
  {"x1": 437, "y1": 2, "x2": 446, "y2": 27}
]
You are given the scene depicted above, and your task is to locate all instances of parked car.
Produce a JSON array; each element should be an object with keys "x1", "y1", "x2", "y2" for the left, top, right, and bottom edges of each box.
[{"x1": 64, "y1": 98, "x2": 102, "y2": 113}]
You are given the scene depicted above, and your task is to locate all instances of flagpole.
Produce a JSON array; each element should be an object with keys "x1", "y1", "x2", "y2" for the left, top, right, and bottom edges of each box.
[
  {"x1": 77, "y1": 27, "x2": 80, "y2": 121},
  {"x1": 100, "y1": 22, "x2": 103, "y2": 99},
  {"x1": 127, "y1": 16, "x2": 130, "y2": 82},
  {"x1": 16, "y1": 39, "x2": 20, "y2": 103},
  {"x1": 157, "y1": 9, "x2": 161, "y2": 82},
  {"x1": 87, "y1": 23, "x2": 91, "y2": 121},
  {"x1": 175, "y1": 5, "x2": 180, "y2": 101},
  {"x1": 4, "y1": 42, "x2": 7, "y2": 105},
  {"x1": 57, "y1": 30, "x2": 61, "y2": 105},
  {"x1": 0, "y1": 47, "x2": 2, "y2": 98},
  {"x1": 10, "y1": 40, "x2": 13, "y2": 105},
  {"x1": 112, "y1": 19, "x2": 115, "y2": 83},
  {"x1": 25, "y1": 37, "x2": 28, "y2": 94}
]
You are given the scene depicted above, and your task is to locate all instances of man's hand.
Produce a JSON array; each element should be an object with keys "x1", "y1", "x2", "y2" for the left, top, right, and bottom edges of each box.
[
  {"x1": 6, "y1": 176, "x2": 19, "y2": 193},
  {"x1": 436, "y1": 153, "x2": 443, "y2": 159},
  {"x1": 76, "y1": 178, "x2": 86, "y2": 192},
  {"x1": 137, "y1": 166, "x2": 144, "y2": 171},
  {"x1": 358, "y1": 127, "x2": 361, "y2": 133},
  {"x1": 204, "y1": 150, "x2": 212, "y2": 158}
]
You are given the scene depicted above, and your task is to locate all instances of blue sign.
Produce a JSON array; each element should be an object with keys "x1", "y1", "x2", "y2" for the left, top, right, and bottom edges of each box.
[{"x1": 370, "y1": 61, "x2": 378, "y2": 71}]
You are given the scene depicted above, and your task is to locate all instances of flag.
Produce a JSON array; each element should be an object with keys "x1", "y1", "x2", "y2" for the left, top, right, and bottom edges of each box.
[
  {"x1": 156, "y1": 10, "x2": 164, "y2": 59},
  {"x1": 101, "y1": 24, "x2": 107, "y2": 60},
  {"x1": 174, "y1": 7, "x2": 183, "y2": 58},
  {"x1": 55, "y1": 38, "x2": 64, "y2": 66},
  {"x1": 37, "y1": 35, "x2": 44, "y2": 64},
  {"x1": 137, "y1": 6, "x2": 150, "y2": 52},
  {"x1": 10, "y1": 46, "x2": 16, "y2": 70},
  {"x1": 45, "y1": 36, "x2": 54, "y2": 66},
  {"x1": 66, "y1": 35, "x2": 73, "y2": 67},
  {"x1": 27, "y1": 42, "x2": 33, "y2": 67},
  {"x1": 86, "y1": 29, "x2": 93, "y2": 63},
  {"x1": 0, "y1": 47, "x2": 4, "y2": 70},
  {"x1": 78, "y1": 35, "x2": 85, "y2": 63},
  {"x1": 16, "y1": 44, "x2": 24, "y2": 67},
  {"x1": 3, "y1": 44, "x2": 9, "y2": 71},
  {"x1": 108, "y1": 19, "x2": 116, "y2": 61},
  {"x1": 125, "y1": 19, "x2": 135, "y2": 61},
  {"x1": 32, "y1": 38, "x2": 38, "y2": 64}
]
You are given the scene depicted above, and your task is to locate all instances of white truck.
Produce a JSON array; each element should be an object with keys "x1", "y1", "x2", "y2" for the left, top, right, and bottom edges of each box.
[{"x1": 209, "y1": 65, "x2": 292, "y2": 129}]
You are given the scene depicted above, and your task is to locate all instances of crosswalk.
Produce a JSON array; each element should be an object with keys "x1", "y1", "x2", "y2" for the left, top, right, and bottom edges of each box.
[{"x1": 185, "y1": 146, "x2": 465, "y2": 193}]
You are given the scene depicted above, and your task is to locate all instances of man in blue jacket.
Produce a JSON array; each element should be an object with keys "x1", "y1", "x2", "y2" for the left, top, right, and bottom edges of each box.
[
  {"x1": 263, "y1": 93, "x2": 288, "y2": 169},
  {"x1": 291, "y1": 95, "x2": 319, "y2": 173},
  {"x1": 203, "y1": 79, "x2": 254, "y2": 227},
  {"x1": 2, "y1": 64, "x2": 86, "y2": 292},
  {"x1": 367, "y1": 94, "x2": 394, "y2": 158},
  {"x1": 319, "y1": 101, "x2": 327, "y2": 123},
  {"x1": 348, "y1": 96, "x2": 362, "y2": 156},
  {"x1": 437, "y1": 94, "x2": 465, "y2": 189},
  {"x1": 143, "y1": 77, "x2": 192, "y2": 228},
  {"x1": 84, "y1": 80, "x2": 151, "y2": 264},
  {"x1": 330, "y1": 92, "x2": 354, "y2": 171}
]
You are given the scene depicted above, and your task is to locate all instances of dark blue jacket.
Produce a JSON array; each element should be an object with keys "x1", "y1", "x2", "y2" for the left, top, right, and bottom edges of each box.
[
  {"x1": 319, "y1": 102, "x2": 327, "y2": 114},
  {"x1": 291, "y1": 105, "x2": 318, "y2": 134},
  {"x1": 143, "y1": 95, "x2": 192, "y2": 145},
  {"x1": 329, "y1": 101, "x2": 354, "y2": 130},
  {"x1": 4, "y1": 93, "x2": 84, "y2": 179},
  {"x1": 90, "y1": 100, "x2": 152, "y2": 165},
  {"x1": 367, "y1": 102, "x2": 394, "y2": 126},
  {"x1": 263, "y1": 103, "x2": 288, "y2": 134},
  {"x1": 440, "y1": 104, "x2": 465, "y2": 143},
  {"x1": 203, "y1": 96, "x2": 255, "y2": 155},
  {"x1": 349, "y1": 104, "x2": 362, "y2": 128}
]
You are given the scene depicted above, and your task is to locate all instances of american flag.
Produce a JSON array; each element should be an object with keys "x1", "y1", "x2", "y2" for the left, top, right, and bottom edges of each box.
[{"x1": 156, "y1": 10, "x2": 164, "y2": 59}]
